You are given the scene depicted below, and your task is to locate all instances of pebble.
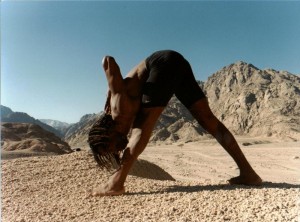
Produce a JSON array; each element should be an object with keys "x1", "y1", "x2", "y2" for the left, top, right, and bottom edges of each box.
[{"x1": 2, "y1": 151, "x2": 299, "y2": 222}]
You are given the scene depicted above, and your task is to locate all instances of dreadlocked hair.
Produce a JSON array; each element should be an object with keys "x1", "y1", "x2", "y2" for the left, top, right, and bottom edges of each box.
[{"x1": 88, "y1": 113, "x2": 128, "y2": 169}]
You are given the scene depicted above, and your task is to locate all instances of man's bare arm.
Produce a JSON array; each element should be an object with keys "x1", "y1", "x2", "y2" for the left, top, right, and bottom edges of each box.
[
  {"x1": 103, "y1": 107, "x2": 165, "y2": 190},
  {"x1": 126, "y1": 107, "x2": 164, "y2": 158}
]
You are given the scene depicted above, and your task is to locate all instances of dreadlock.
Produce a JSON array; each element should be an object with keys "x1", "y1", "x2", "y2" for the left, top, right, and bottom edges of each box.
[{"x1": 88, "y1": 91, "x2": 128, "y2": 169}]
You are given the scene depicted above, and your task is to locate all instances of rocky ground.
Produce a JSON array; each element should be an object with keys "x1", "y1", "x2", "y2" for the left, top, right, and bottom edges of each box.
[{"x1": 2, "y1": 138, "x2": 299, "y2": 222}]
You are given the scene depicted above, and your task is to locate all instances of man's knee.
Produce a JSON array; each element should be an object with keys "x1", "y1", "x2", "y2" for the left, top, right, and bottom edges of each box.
[
  {"x1": 189, "y1": 98, "x2": 219, "y2": 132},
  {"x1": 189, "y1": 98, "x2": 211, "y2": 115}
]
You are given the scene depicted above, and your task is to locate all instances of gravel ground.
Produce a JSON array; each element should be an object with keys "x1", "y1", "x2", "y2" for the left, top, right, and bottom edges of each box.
[{"x1": 2, "y1": 151, "x2": 299, "y2": 222}]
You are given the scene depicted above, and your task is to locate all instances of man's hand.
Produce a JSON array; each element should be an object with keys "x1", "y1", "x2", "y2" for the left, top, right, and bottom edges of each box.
[{"x1": 102, "y1": 56, "x2": 124, "y2": 94}]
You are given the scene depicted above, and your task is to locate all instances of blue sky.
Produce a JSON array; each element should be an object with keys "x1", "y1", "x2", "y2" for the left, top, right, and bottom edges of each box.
[{"x1": 1, "y1": 1, "x2": 300, "y2": 123}]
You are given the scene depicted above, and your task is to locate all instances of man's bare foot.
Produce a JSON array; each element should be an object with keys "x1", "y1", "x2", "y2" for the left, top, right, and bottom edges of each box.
[
  {"x1": 88, "y1": 183, "x2": 125, "y2": 197},
  {"x1": 228, "y1": 174, "x2": 262, "y2": 186}
]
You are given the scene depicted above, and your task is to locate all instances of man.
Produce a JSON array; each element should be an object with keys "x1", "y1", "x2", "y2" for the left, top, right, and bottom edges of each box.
[{"x1": 89, "y1": 50, "x2": 262, "y2": 196}]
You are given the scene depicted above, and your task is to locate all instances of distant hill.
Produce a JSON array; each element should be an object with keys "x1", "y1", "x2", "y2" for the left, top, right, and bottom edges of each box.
[
  {"x1": 1, "y1": 122, "x2": 72, "y2": 155},
  {"x1": 1, "y1": 105, "x2": 63, "y2": 138},
  {"x1": 63, "y1": 113, "x2": 103, "y2": 148},
  {"x1": 63, "y1": 61, "x2": 300, "y2": 148},
  {"x1": 1, "y1": 105, "x2": 13, "y2": 117},
  {"x1": 39, "y1": 119, "x2": 71, "y2": 135}
]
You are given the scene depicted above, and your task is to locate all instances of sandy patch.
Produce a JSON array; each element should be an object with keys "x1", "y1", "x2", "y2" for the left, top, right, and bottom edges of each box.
[
  {"x1": 142, "y1": 138, "x2": 300, "y2": 184},
  {"x1": 1, "y1": 138, "x2": 300, "y2": 221}
]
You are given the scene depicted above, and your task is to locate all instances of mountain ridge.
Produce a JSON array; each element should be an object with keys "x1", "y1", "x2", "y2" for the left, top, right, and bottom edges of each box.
[
  {"x1": 61, "y1": 61, "x2": 300, "y2": 148},
  {"x1": 2, "y1": 61, "x2": 299, "y2": 150},
  {"x1": 1, "y1": 105, "x2": 63, "y2": 138},
  {"x1": 39, "y1": 119, "x2": 71, "y2": 136},
  {"x1": 1, "y1": 122, "x2": 72, "y2": 155}
]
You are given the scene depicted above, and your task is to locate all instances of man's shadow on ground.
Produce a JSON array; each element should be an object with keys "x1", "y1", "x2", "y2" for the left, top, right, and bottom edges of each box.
[
  {"x1": 127, "y1": 158, "x2": 299, "y2": 195},
  {"x1": 164, "y1": 181, "x2": 300, "y2": 192},
  {"x1": 127, "y1": 182, "x2": 299, "y2": 196}
]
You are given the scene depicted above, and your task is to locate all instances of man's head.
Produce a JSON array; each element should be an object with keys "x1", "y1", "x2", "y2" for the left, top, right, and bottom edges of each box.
[{"x1": 88, "y1": 113, "x2": 128, "y2": 169}]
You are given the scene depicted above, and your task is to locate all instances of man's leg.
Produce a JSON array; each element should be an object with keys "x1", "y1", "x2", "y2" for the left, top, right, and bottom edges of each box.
[
  {"x1": 90, "y1": 107, "x2": 165, "y2": 196},
  {"x1": 189, "y1": 98, "x2": 262, "y2": 185}
]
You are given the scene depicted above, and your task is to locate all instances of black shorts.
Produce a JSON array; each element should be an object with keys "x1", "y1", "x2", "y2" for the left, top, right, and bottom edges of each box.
[{"x1": 142, "y1": 50, "x2": 206, "y2": 108}]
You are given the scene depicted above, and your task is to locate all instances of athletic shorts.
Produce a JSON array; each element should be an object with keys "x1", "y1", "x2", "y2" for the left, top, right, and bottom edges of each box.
[{"x1": 142, "y1": 50, "x2": 206, "y2": 108}]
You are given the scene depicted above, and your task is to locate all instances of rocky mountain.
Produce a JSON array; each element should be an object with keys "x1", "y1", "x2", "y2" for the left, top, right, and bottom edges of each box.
[
  {"x1": 64, "y1": 113, "x2": 103, "y2": 148},
  {"x1": 203, "y1": 61, "x2": 300, "y2": 141},
  {"x1": 1, "y1": 122, "x2": 72, "y2": 154},
  {"x1": 150, "y1": 97, "x2": 211, "y2": 144},
  {"x1": 63, "y1": 61, "x2": 300, "y2": 148},
  {"x1": 39, "y1": 119, "x2": 71, "y2": 135},
  {"x1": 1, "y1": 105, "x2": 13, "y2": 117},
  {"x1": 1, "y1": 105, "x2": 62, "y2": 138}
]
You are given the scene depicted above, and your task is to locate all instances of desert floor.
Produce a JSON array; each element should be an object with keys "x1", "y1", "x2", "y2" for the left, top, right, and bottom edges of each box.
[{"x1": 1, "y1": 137, "x2": 300, "y2": 222}]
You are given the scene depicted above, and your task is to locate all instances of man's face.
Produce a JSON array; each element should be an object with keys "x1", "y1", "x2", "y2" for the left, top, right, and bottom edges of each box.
[{"x1": 108, "y1": 131, "x2": 128, "y2": 153}]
